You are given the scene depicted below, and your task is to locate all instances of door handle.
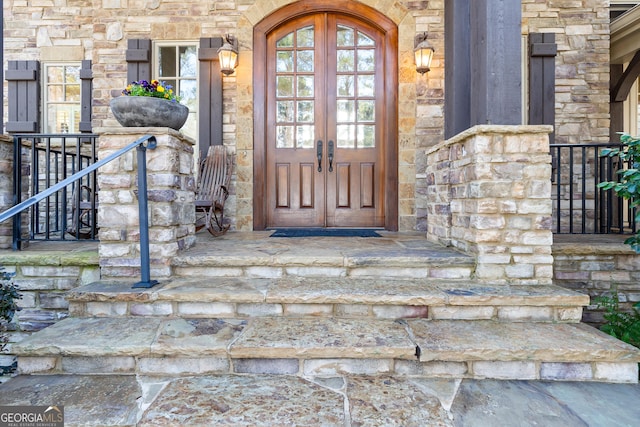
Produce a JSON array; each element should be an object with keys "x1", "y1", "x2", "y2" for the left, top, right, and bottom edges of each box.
[
  {"x1": 328, "y1": 140, "x2": 334, "y2": 172},
  {"x1": 317, "y1": 140, "x2": 323, "y2": 172}
]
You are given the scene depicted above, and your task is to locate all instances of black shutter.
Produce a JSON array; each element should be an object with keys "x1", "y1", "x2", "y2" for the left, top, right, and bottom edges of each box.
[
  {"x1": 79, "y1": 60, "x2": 93, "y2": 133},
  {"x1": 528, "y1": 33, "x2": 557, "y2": 143},
  {"x1": 126, "y1": 39, "x2": 151, "y2": 83},
  {"x1": 198, "y1": 37, "x2": 224, "y2": 161},
  {"x1": 6, "y1": 60, "x2": 40, "y2": 133}
]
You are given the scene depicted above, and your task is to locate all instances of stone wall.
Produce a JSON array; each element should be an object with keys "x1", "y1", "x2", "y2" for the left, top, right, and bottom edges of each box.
[
  {"x1": 96, "y1": 128, "x2": 196, "y2": 280},
  {"x1": 554, "y1": 239, "x2": 640, "y2": 327},
  {"x1": 426, "y1": 125, "x2": 555, "y2": 285},
  {"x1": 0, "y1": 136, "x2": 13, "y2": 249},
  {"x1": 0, "y1": 248, "x2": 99, "y2": 369}
]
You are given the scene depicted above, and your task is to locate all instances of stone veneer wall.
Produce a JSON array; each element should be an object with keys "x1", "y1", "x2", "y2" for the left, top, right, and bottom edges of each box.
[
  {"x1": 0, "y1": 249, "x2": 100, "y2": 369},
  {"x1": 1, "y1": 0, "x2": 612, "y2": 232},
  {"x1": 426, "y1": 125, "x2": 555, "y2": 285},
  {"x1": 0, "y1": 136, "x2": 13, "y2": 249},
  {"x1": 96, "y1": 128, "x2": 196, "y2": 280},
  {"x1": 554, "y1": 241, "x2": 640, "y2": 327}
]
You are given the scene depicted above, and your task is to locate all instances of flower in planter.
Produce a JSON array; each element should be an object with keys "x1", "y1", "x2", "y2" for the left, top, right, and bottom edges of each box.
[{"x1": 122, "y1": 80, "x2": 181, "y2": 102}]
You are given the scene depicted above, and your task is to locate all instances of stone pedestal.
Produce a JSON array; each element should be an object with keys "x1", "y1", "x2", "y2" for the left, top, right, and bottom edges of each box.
[
  {"x1": 95, "y1": 127, "x2": 196, "y2": 280},
  {"x1": 426, "y1": 125, "x2": 554, "y2": 285},
  {"x1": 0, "y1": 135, "x2": 14, "y2": 249}
]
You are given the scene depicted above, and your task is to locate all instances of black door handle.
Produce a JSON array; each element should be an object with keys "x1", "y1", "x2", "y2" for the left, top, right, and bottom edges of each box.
[
  {"x1": 317, "y1": 140, "x2": 323, "y2": 172},
  {"x1": 328, "y1": 140, "x2": 334, "y2": 172}
]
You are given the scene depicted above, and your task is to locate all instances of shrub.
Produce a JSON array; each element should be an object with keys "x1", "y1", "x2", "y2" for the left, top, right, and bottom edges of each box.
[
  {"x1": 594, "y1": 293, "x2": 640, "y2": 349},
  {"x1": 0, "y1": 268, "x2": 20, "y2": 376},
  {"x1": 598, "y1": 133, "x2": 640, "y2": 253}
]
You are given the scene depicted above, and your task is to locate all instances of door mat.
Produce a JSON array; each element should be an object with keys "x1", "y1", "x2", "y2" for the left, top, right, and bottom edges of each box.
[{"x1": 270, "y1": 228, "x2": 382, "y2": 238}]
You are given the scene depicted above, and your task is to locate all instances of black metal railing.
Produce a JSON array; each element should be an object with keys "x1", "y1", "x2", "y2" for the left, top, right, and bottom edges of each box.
[
  {"x1": 550, "y1": 142, "x2": 637, "y2": 234},
  {"x1": 12, "y1": 134, "x2": 99, "y2": 245},
  {"x1": 0, "y1": 134, "x2": 159, "y2": 288}
]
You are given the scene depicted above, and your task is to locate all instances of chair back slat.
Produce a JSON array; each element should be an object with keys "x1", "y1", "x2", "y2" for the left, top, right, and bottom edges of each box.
[{"x1": 196, "y1": 145, "x2": 232, "y2": 204}]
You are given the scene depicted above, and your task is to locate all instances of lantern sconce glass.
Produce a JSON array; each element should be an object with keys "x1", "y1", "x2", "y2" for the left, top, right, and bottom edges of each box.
[
  {"x1": 218, "y1": 34, "x2": 239, "y2": 75},
  {"x1": 414, "y1": 33, "x2": 434, "y2": 74}
]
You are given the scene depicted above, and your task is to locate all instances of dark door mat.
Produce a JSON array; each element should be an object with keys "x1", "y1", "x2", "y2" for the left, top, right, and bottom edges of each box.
[{"x1": 270, "y1": 228, "x2": 382, "y2": 238}]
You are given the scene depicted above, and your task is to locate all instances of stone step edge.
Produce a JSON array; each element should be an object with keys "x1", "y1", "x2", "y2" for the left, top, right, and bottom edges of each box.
[
  {"x1": 16, "y1": 355, "x2": 639, "y2": 384},
  {"x1": 66, "y1": 279, "x2": 590, "y2": 307},
  {"x1": 69, "y1": 301, "x2": 585, "y2": 323},
  {"x1": 14, "y1": 318, "x2": 640, "y2": 364}
]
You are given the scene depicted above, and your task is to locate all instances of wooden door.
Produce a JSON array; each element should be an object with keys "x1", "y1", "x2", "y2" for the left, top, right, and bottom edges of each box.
[{"x1": 265, "y1": 13, "x2": 387, "y2": 228}]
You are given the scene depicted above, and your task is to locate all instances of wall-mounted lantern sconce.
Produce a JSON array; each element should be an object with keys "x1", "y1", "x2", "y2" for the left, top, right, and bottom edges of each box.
[
  {"x1": 218, "y1": 34, "x2": 239, "y2": 75},
  {"x1": 414, "y1": 33, "x2": 434, "y2": 74}
]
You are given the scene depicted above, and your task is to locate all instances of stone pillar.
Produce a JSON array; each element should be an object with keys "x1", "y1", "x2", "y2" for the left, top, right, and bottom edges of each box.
[
  {"x1": 0, "y1": 135, "x2": 13, "y2": 249},
  {"x1": 427, "y1": 125, "x2": 554, "y2": 285},
  {"x1": 96, "y1": 127, "x2": 196, "y2": 281}
]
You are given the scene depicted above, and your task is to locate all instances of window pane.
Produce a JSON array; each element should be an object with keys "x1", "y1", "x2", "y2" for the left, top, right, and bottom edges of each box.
[
  {"x1": 357, "y1": 75, "x2": 374, "y2": 97},
  {"x1": 65, "y1": 84, "x2": 81, "y2": 102},
  {"x1": 297, "y1": 27, "x2": 314, "y2": 47},
  {"x1": 337, "y1": 100, "x2": 355, "y2": 122},
  {"x1": 357, "y1": 100, "x2": 374, "y2": 121},
  {"x1": 47, "y1": 104, "x2": 80, "y2": 133},
  {"x1": 358, "y1": 50, "x2": 374, "y2": 72},
  {"x1": 159, "y1": 46, "x2": 177, "y2": 77},
  {"x1": 277, "y1": 51, "x2": 294, "y2": 72},
  {"x1": 276, "y1": 126, "x2": 294, "y2": 148},
  {"x1": 337, "y1": 25, "x2": 354, "y2": 46},
  {"x1": 47, "y1": 66, "x2": 63, "y2": 84},
  {"x1": 297, "y1": 50, "x2": 314, "y2": 72},
  {"x1": 357, "y1": 32, "x2": 374, "y2": 46},
  {"x1": 277, "y1": 101, "x2": 294, "y2": 122},
  {"x1": 297, "y1": 76, "x2": 314, "y2": 97},
  {"x1": 296, "y1": 125, "x2": 314, "y2": 148},
  {"x1": 65, "y1": 66, "x2": 80, "y2": 84},
  {"x1": 337, "y1": 124, "x2": 355, "y2": 148},
  {"x1": 48, "y1": 85, "x2": 63, "y2": 102},
  {"x1": 297, "y1": 101, "x2": 314, "y2": 122},
  {"x1": 277, "y1": 76, "x2": 294, "y2": 97},
  {"x1": 180, "y1": 80, "x2": 197, "y2": 108},
  {"x1": 179, "y1": 46, "x2": 197, "y2": 77},
  {"x1": 337, "y1": 75, "x2": 354, "y2": 97},
  {"x1": 358, "y1": 125, "x2": 375, "y2": 148},
  {"x1": 337, "y1": 50, "x2": 354, "y2": 72},
  {"x1": 277, "y1": 32, "x2": 294, "y2": 48}
]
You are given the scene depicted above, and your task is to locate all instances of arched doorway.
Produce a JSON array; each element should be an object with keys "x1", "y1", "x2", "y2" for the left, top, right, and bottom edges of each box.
[{"x1": 253, "y1": 1, "x2": 398, "y2": 230}]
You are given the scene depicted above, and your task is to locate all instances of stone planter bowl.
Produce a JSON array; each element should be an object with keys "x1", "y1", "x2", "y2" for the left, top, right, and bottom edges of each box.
[{"x1": 110, "y1": 96, "x2": 189, "y2": 131}]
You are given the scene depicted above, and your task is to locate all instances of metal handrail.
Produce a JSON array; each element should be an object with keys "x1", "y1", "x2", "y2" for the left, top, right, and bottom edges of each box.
[{"x1": 0, "y1": 134, "x2": 159, "y2": 288}]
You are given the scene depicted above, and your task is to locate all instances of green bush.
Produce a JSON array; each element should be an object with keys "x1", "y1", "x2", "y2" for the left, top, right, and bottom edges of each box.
[
  {"x1": 594, "y1": 293, "x2": 640, "y2": 349},
  {"x1": 598, "y1": 133, "x2": 640, "y2": 253},
  {"x1": 0, "y1": 268, "x2": 20, "y2": 375}
]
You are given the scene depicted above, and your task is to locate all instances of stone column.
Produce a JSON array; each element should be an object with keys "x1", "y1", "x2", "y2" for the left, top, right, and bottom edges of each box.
[
  {"x1": 95, "y1": 127, "x2": 196, "y2": 281},
  {"x1": 427, "y1": 125, "x2": 554, "y2": 285},
  {"x1": 0, "y1": 135, "x2": 13, "y2": 249}
]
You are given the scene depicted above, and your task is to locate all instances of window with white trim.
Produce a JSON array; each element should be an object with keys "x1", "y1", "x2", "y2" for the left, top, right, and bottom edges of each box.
[
  {"x1": 154, "y1": 42, "x2": 198, "y2": 140},
  {"x1": 43, "y1": 63, "x2": 81, "y2": 133}
]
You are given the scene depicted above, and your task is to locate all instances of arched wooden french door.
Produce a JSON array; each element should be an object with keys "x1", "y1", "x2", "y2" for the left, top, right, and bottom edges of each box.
[{"x1": 253, "y1": 1, "x2": 398, "y2": 230}]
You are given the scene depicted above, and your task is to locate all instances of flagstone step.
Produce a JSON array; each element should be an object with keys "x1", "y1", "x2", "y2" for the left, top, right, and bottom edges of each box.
[
  {"x1": 65, "y1": 277, "x2": 589, "y2": 322},
  {"x1": 171, "y1": 232, "x2": 476, "y2": 280},
  {"x1": 13, "y1": 316, "x2": 640, "y2": 382}
]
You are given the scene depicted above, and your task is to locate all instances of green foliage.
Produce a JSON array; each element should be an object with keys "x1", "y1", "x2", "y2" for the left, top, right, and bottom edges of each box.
[
  {"x1": 0, "y1": 268, "x2": 20, "y2": 358},
  {"x1": 594, "y1": 293, "x2": 640, "y2": 349},
  {"x1": 598, "y1": 133, "x2": 640, "y2": 253}
]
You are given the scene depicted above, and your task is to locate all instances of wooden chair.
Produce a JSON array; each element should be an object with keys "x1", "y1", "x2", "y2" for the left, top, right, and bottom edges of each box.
[
  {"x1": 195, "y1": 145, "x2": 233, "y2": 236},
  {"x1": 66, "y1": 184, "x2": 98, "y2": 239}
]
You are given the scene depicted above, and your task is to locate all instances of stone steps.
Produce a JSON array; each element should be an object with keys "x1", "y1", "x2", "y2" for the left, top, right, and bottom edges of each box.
[
  {"x1": 169, "y1": 232, "x2": 476, "y2": 280},
  {"x1": 66, "y1": 277, "x2": 588, "y2": 322},
  {"x1": 13, "y1": 316, "x2": 640, "y2": 382}
]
